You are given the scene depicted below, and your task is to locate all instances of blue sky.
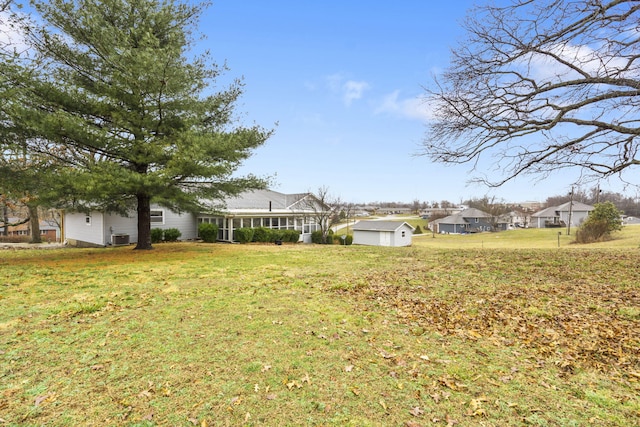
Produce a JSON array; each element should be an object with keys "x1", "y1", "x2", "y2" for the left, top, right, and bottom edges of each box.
[
  {"x1": 202, "y1": 0, "x2": 506, "y2": 204},
  {"x1": 3, "y1": 1, "x2": 632, "y2": 204}
]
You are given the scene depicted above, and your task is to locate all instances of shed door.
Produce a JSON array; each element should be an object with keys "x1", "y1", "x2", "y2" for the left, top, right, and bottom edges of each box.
[{"x1": 380, "y1": 231, "x2": 391, "y2": 246}]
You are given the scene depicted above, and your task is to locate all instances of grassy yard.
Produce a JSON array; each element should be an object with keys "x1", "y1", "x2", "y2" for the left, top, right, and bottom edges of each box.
[
  {"x1": 414, "y1": 224, "x2": 640, "y2": 249},
  {"x1": 1, "y1": 234, "x2": 639, "y2": 426}
]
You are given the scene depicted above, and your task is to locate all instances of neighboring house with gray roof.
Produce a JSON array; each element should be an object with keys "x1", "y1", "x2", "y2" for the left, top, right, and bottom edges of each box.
[
  {"x1": 352, "y1": 220, "x2": 415, "y2": 247},
  {"x1": 430, "y1": 208, "x2": 502, "y2": 234},
  {"x1": 63, "y1": 189, "x2": 326, "y2": 247},
  {"x1": 530, "y1": 201, "x2": 594, "y2": 228}
]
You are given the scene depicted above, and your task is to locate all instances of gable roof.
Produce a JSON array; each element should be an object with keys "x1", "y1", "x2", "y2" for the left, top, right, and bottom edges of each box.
[
  {"x1": 436, "y1": 207, "x2": 492, "y2": 225},
  {"x1": 458, "y1": 207, "x2": 491, "y2": 218},
  {"x1": 532, "y1": 202, "x2": 594, "y2": 217},
  {"x1": 555, "y1": 201, "x2": 594, "y2": 212},
  {"x1": 436, "y1": 213, "x2": 469, "y2": 225},
  {"x1": 531, "y1": 206, "x2": 558, "y2": 218},
  {"x1": 224, "y1": 189, "x2": 310, "y2": 210},
  {"x1": 352, "y1": 220, "x2": 415, "y2": 232}
]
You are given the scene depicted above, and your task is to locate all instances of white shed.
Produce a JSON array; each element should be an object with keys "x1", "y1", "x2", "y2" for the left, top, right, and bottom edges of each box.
[{"x1": 352, "y1": 220, "x2": 415, "y2": 247}]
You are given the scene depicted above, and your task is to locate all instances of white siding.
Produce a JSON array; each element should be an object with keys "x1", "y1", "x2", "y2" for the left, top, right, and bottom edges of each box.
[
  {"x1": 353, "y1": 224, "x2": 413, "y2": 247},
  {"x1": 64, "y1": 211, "x2": 106, "y2": 246},
  {"x1": 65, "y1": 205, "x2": 197, "y2": 246},
  {"x1": 104, "y1": 207, "x2": 197, "y2": 243},
  {"x1": 156, "y1": 209, "x2": 197, "y2": 240},
  {"x1": 390, "y1": 226, "x2": 413, "y2": 247},
  {"x1": 353, "y1": 230, "x2": 382, "y2": 246},
  {"x1": 103, "y1": 212, "x2": 138, "y2": 244}
]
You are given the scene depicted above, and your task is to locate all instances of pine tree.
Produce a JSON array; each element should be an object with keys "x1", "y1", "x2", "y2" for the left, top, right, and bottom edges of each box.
[{"x1": 11, "y1": 0, "x2": 270, "y2": 249}]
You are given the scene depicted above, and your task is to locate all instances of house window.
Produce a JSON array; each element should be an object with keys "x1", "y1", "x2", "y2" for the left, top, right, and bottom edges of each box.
[
  {"x1": 85, "y1": 214, "x2": 91, "y2": 225},
  {"x1": 475, "y1": 218, "x2": 479, "y2": 223},
  {"x1": 150, "y1": 210, "x2": 164, "y2": 224},
  {"x1": 401, "y1": 231, "x2": 406, "y2": 237}
]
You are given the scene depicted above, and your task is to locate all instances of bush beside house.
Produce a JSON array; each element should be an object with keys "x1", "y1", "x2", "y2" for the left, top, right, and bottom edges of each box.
[{"x1": 198, "y1": 223, "x2": 219, "y2": 243}]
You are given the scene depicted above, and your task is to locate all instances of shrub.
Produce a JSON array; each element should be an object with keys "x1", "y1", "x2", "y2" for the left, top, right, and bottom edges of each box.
[
  {"x1": 252, "y1": 227, "x2": 272, "y2": 243},
  {"x1": 235, "y1": 227, "x2": 255, "y2": 243},
  {"x1": 282, "y1": 229, "x2": 301, "y2": 243},
  {"x1": 414, "y1": 225, "x2": 423, "y2": 234},
  {"x1": 151, "y1": 228, "x2": 164, "y2": 244},
  {"x1": 198, "y1": 223, "x2": 219, "y2": 243},
  {"x1": 344, "y1": 234, "x2": 353, "y2": 245},
  {"x1": 163, "y1": 228, "x2": 182, "y2": 242},
  {"x1": 311, "y1": 230, "x2": 323, "y2": 244},
  {"x1": 575, "y1": 220, "x2": 611, "y2": 244},
  {"x1": 575, "y1": 202, "x2": 623, "y2": 244},
  {"x1": 312, "y1": 229, "x2": 334, "y2": 244}
]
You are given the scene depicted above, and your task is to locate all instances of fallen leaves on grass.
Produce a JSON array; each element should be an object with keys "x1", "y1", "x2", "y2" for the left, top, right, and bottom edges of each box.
[
  {"x1": 34, "y1": 393, "x2": 55, "y2": 407},
  {"x1": 335, "y1": 250, "x2": 640, "y2": 375},
  {"x1": 409, "y1": 406, "x2": 424, "y2": 417},
  {"x1": 286, "y1": 373, "x2": 311, "y2": 390}
]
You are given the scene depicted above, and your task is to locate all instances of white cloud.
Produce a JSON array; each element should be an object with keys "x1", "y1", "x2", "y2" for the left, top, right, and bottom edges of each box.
[
  {"x1": 0, "y1": 10, "x2": 31, "y2": 56},
  {"x1": 374, "y1": 90, "x2": 434, "y2": 121},
  {"x1": 524, "y1": 41, "x2": 632, "y2": 82},
  {"x1": 342, "y1": 80, "x2": 370, "y2": 105},
  {"x1": 325, "y1": 73, "x2": 371, "y2": 106}
]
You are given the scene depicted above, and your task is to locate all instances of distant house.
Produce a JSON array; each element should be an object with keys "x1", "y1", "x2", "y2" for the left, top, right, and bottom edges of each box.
[
  {"x1": 531, "y1": 201, "x2": 594, "y2": 228},
  {"x1": 430, "y1": 208, "x2": 501, "y2": 234},
  {"x1": 63, "y1": 189, "x2": 327, "y2": 247},
  {"x1": 352, "y1": 220, "x2": 414, "y2": 247},
  {"x1": 1, "y1": 217, "x2": 60, "y2": 242}
]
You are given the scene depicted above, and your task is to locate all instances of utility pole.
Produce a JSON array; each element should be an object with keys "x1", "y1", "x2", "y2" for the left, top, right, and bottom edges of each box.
[{"x1": 567, "y1": 187, "x2": 574, "y2": 236}]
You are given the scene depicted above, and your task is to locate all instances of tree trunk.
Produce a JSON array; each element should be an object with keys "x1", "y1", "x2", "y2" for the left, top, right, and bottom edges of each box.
[
  {"x1": 1, "y1": 203, "x2": 7, "y2": 237},
  {"x1": 135, "y1": 193, "x2": 153, "y2": 250},
  {"x1": 27, "y1": 203, "x2": 42, "y2": 243}
]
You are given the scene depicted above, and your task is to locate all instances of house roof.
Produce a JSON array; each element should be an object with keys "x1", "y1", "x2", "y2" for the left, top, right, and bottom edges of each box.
[
  {"x1": 531, "y1": 206, "x2": 558, "y2": 218},
  {"x1": 436, "y1": 208, "x2": 492, "y2": 225},
  {"x1": 458, "y1": 207, "x2": 491, "y2": 218},
  {"x1": 352, "y1": 220, "x2": 415, "y2": 232},
  {"x1": 224, "y1": 189, "x2": 308, "y2": 209},
  {"x1": 532, "y1": 202, "x2": 594, "y2": 217},
  {"x1": 555, "y1": 201, "x2": 595, "y2": 212},
  {"x1": 437, "y1": 213, "x2": 469, "y2": 225}
]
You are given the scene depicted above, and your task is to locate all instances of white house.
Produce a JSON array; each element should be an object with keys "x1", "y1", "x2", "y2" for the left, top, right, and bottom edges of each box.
[
  {"x1": 63, "y1": 189, "x2": 326, "y2": 247},
  {"x1": 530, "y1": 201, "x2": 594, "y2": 228},
  {"x1": 352, "y1": 220, "x2": 415, "y2": 247},
  {"x1": 198, "y1": 190, "x2": 324, "y2": 243}
]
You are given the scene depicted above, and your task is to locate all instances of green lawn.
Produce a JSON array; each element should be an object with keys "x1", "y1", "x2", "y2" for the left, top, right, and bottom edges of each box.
[
  {"x1": 1, "y1": 237, "x2": 638, "y2": 426},
  {"x1": 415, "y1": 224, "x2": 640, "y2": 249}
]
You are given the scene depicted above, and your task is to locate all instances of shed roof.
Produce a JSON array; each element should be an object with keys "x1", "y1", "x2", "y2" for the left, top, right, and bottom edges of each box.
[{"x1": 352, "y1": 220, "x2": 415, "y2": 232}]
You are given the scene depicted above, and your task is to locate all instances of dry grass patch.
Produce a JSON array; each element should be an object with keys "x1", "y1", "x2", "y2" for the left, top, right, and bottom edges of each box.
[{"x1": 1, "y1": 243, "x2": 638, "y2": 426}]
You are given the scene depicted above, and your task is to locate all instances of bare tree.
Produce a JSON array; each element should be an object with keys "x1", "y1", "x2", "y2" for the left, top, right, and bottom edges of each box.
[
  {"x1": 465, "y1": 196, "x2": 512, "y2": 231},
  {"x1": 421, "y1": 0, "x2": 640, "y2": 188},
  {"x1": 304, "y1": 186, "x2": 342, "y2": 244}
]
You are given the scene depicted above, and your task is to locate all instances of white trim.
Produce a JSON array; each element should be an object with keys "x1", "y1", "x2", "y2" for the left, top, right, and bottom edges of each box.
[{"x1": 150, "y1": 209, "x2": 165, "y2": 225}]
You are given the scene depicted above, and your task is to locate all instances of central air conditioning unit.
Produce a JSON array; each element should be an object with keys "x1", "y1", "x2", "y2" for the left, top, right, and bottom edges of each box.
[{"x1": 111, "y1": 234, "x2": 130, "y2": 246}]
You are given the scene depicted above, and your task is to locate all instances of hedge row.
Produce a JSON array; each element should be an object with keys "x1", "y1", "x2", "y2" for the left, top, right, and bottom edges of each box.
[
  {"x1": 196, "y1": 223, "x2": 301, "y2": 244},
  {"x1": 247, "y1": 227, "x2": 300, "y2": 243},
  {"x1": 151, "y1": 228, "x2": 182, "y2": 243},
  {"x1": 311, "y1": 230, "x2": 353, "y2": 245}
]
